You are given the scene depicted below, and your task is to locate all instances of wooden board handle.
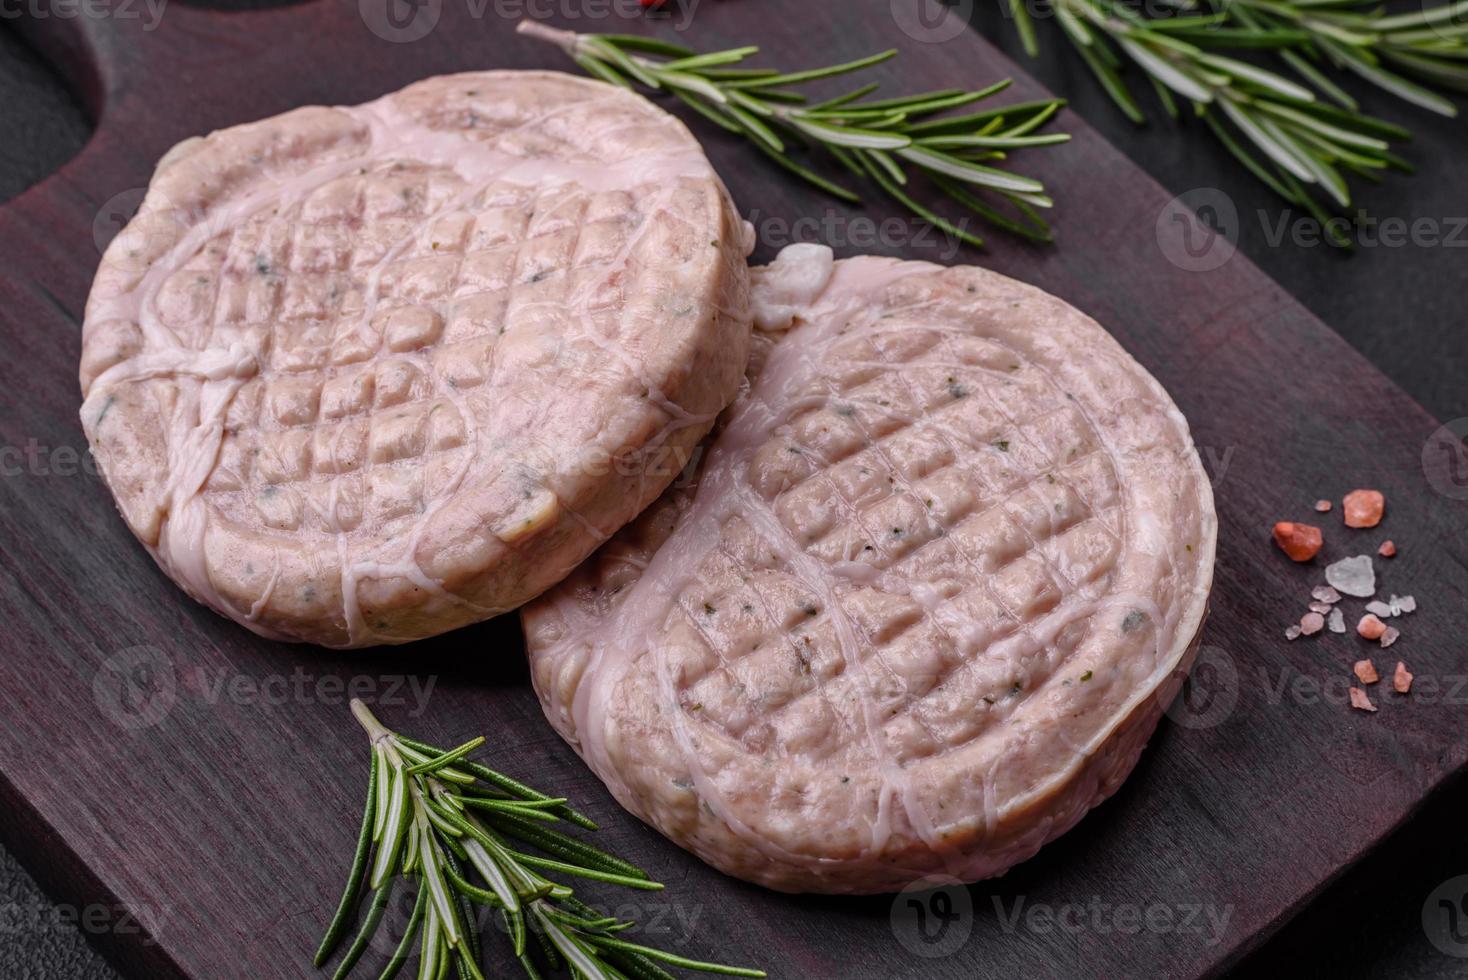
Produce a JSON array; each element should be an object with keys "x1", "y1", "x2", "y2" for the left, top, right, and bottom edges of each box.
[{"x1": 9, "y1": 5, "x2": 136, "y2": 121}]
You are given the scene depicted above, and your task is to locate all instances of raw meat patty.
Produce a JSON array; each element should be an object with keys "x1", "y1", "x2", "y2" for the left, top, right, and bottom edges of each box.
[
  {"x1": 79, "y1": 71, "x2": 752, "y2": 647},
  {"x1": 523, "y1": 245, "x2": 1216, "y2": 893}
]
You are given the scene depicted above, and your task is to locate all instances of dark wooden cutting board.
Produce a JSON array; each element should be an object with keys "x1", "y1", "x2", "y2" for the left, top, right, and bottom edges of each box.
[{"x1": 3, "y1": 2, "x2": 1465, "y2": 978}]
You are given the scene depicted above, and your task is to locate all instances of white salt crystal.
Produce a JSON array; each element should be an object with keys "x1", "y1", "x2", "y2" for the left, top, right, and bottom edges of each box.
[{"x1": 1325, "y1": 555, "x2": 1376, "y2": 598}]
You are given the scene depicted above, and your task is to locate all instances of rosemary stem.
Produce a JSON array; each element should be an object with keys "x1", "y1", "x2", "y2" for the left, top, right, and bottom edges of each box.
[
  {"x1": 321, "y1": 705, "x2": 765, "y2": 979},
  {"x1": 515, "y1": 19, "x2": 581, "y2": 56},
  {"x1": 517, "y1": 19, "x2": 1068, "y2": 246},
  {"x1": 351, "y1": 697, "x2": 394, "y2": 743},
  {"x1": 1028, "y1": 0, "x2": 1459, "y2": 217}
]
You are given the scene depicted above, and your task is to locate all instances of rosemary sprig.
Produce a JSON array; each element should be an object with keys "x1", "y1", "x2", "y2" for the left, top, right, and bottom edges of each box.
[
  {"x1": 314, "y1": 700, "x2": 765, "y2": 980},
  {"x1": 1004, "y1": 0, "x2": 1466, "y2": 245},
  {"x1": 518, "y1": 19, "x2": 1071, "y2": 246}
]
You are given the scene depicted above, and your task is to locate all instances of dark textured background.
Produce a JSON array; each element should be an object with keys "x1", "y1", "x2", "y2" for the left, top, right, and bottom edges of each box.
[{"x1": 1, "y1": 7, "x2": 1465, "y2": 978}]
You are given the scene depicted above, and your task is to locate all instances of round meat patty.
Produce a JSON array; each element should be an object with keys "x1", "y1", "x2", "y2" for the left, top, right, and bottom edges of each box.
[
  {"x1": 523, "y1": 244, "x2": 1217, "y2": 894},
  {"x1": 79, "y1": 71, "x2": 752, "y2": 647}
]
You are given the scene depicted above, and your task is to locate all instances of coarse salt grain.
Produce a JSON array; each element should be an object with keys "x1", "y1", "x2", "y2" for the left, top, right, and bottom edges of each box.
[
  {"x1": 1273, "y1": 521, "x2": 1323, "y2": 562},
  {"x1": 1350, "y1": 687, "x2": 1377, "y2": 712},
  {"x1": 1343, "y1": 489, "x2": 1385, "y2": 528},
  {"x1": 1378, "y1": 540, "x2": 1396, "y2": 558},
  {"x1": 1328, "y1": 608, "x2": 1345, "y2": 634},
  {"x1": 1394, "y1": 661, "x2": 1413, "y2": 693},
  {"x1": 1301, "y1": 612, "x2": 1325, "y2": 636},
  {"x1": 1354, "y1": 659, "x2": 1379, "y2": 684},
  {"x1": 1381, "y1": 626, "x2": 1400, "y2": 648},
  {"x1": 1325, "y1": 555, "x2": 1376, "y2": 598},
  {"x1": 1357, "y1": 614, "x2": 1387, "y2": 640},
  {"x1": 1312, "y1": 585, "x2": 1341, "y2": 604}
]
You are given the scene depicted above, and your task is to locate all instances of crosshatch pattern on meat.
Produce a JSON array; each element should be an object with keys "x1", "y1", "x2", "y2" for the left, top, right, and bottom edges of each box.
[
  {"x1": 79, "y1": 72, "x2": 752, "y2": 646},
  {"x1": 525, "y1": 253, "x2": 1216, "y2": 893},
  {"x1": 670, "y1": 326, "x2": 1127, "y2": 763},
  {"x1": 190, "y1": 174, "x2": 671, "y2": 536}
]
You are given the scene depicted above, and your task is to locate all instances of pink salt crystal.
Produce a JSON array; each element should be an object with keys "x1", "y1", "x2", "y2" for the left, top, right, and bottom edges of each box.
[{"x1": 1357, "y1": 614, "x2": 1387, "y2": 640}]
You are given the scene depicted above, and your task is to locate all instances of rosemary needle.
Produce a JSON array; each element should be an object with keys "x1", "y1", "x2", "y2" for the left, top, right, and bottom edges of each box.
[
  {"x1": 315, "y1": 700, "x2": 764, "y2": 979},
  {"x1": 1004, "y1": 0, "x2": 1467, "y2": 244},
  {"x1": 398, "y1": 733, "x2": 598, "y2": 830},
  {"x1": 331, "y1": 880, "x2": 394, "y2": 980},
  {"x1": 315, "y1": 749, "x2": 379, "y2": 966},
  {"x1": 406, "y1": 737, "x2": 485, "y2": 776},
  {"x1": 518, "y1": 19, "x2": 1069, "y2": 246},
  {"x1": 381, "y1": 886, "x2": 427, "y2": 980}
]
